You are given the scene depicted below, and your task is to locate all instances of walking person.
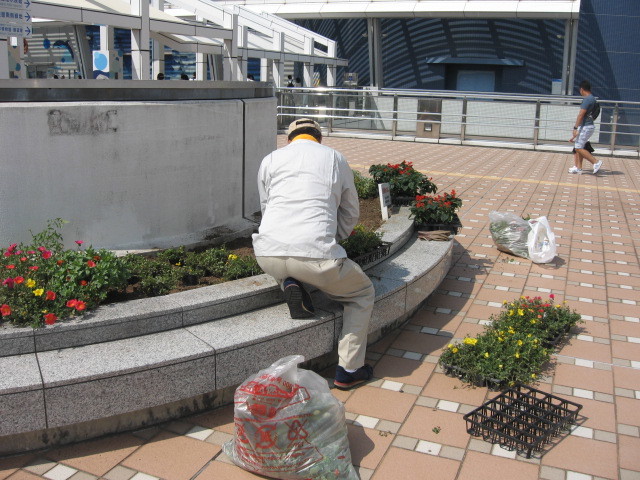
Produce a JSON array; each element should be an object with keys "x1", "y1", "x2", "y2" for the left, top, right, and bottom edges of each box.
[
  {"x1": 252, "y1": 118, "x2": 375, "y2": 390},
  {"x1": 569, "y1": 80, "x2": 603, "y2": 174}
]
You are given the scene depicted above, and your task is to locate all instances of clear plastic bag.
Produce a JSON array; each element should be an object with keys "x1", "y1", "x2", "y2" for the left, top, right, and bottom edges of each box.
[
  {"x1": 527, "y1": 216, "x2": 557, "y2": 263},
  {"x1": 489, "y1": 211, "x2": 531, "y2": 259},
  {"x1": 223, "y1": 355, "x2": 358, "y2": 480}
]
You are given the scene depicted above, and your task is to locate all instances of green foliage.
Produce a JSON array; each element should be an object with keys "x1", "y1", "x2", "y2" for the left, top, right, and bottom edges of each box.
[
  {"x1": 224, "y1": 254, "x2": 263, "y2": 280},
  {"x1": 157, "y1": 246, "x2": 187, "y2": 266},
  {"x1": 1, "y1": 224, "x2": 129, "y2": 328},
  {"x1": 409, "y1": 190, "x2": 462, "y2": 225},
  {"x1": 135, "y1": 259, "x2": 180, "y2": 296},
  {"x1": 339, "y1": 224, "x2": 383, "y2": 258},
  {"x1": 439, "y1": 295, "x2": 582, "y2": 387},
  {"x1": 352, "y1": 170, "x2": 378, "y2": 199},
  {"x1": 368, "y1": 161, "x2": 437, "y2": 199},
  {"x1": 191, "y1": 247, "x2": 229, "y2": 277}
]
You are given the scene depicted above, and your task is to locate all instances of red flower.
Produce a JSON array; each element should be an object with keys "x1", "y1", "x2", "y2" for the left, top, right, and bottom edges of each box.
[
  {"x1": 20, "y1": 257, "x2": 27, "y2": 262},
  {"x1": 6, "y1": 265, "x2": 15, "y2": 269},
  {"x1": 0, "y1": 304, "x2": 10, "y2": 316},
  {"x1": 87, "y1": 260, "x2": 96, "y2": 268},
  {"x1": 45, "y1": 291, "x2": 56, "y2": 301},
  {"x1": 80, "y1": 280, "x2": 88, "y2": 286},
  {"x1": 93, "y1": 255, "x2": 101, "y2": 261},
  {"x1": 2, "y1": 278, "x2": 14, "y2": 289},
  {"x1": 75, "y1": 240, "x2": 84, "y2": 246},
  {"x1": 3, "y1": 252, "x2": 11, "y2": 257},
  {"x1": 75, "y1": 301, "x2": 86, "y2": 311},
  {"x1": 57, "y1": 260, "x2": 65, "y2": 266},
  {"x1": 14, "y1": 276, "x2": 24, "y2": 284},
  {"x1": 44, "y1": 313, "x2": 57, "y2": 325},
  {"x1": 66, "y1": 299, "x2": 78, "y2": 308},
  {"x1": 42, "y1": 251, "x2": 52, "y2": 260},
  {"x1": 27, "y1": 250, "x2": 36, "y2": 255},
  {"x1": 7, "y1": 243, "x2": 17, "y2": 252},
  {"x1": 549, "y1": 293, "x2": 555, "y2": 299},
  {"x1": 28, "y1": 266, "x2": 39, "y2": 271},
  {"x1": 37, "y1": 246, "x2": 46, "y2": 252}
]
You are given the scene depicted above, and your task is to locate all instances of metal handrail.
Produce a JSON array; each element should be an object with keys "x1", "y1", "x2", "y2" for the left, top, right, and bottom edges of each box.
[{"x1": 276, "y1": 87, "x2": 640, "y2": 153}]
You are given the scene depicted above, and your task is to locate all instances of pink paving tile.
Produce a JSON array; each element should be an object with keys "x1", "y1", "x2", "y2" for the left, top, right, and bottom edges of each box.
[
  {"x1": 616, "y1": 397, "x2": 640, "y2": 428},
  {"x1": 522, "y1": 276, "x2": 566, "y2": 292},
  {"x1": 3, "y1": 471, "x2": 43, "y2": 480},
  {"x1": 371, "y1": 447, "x2": 460, "y2": 480},
  {"x1": 391, "y1": 330, "x2": 450, "y2": 355},
  {"x1": 398, "y1": 406, "x2": 470, "y2": 448},
  {"x1": 409, "y1": 309, "x2": 464, "y2": 331},
  {"x1": 613, "y1": 366, "x2": 640, "y2": 391},
  {"x1": 0, "y1": 455, "x2": 34, "y2": 480},
  {"x1": 190, "y1": 405, "x2": 236, "y2": 435},
  {"x1": 619, "y1": 435, "x2": 640, "y2": 472},
  {"x1": 369, "y1": 330, "x2": 402, "y2": 354},
  {"x1": 573, "y1": 320, "x2": 610, "y2": 339},
  {"x1": 457, "y1": 451, "x2": 538, "y2": 480},
  {"x1": 45, "y1": 434, "x2": 143, "y2": 476},
  {"x1": 610, "y1": 320, "x2": 640, "y2": 338},
  {"x1": 425, "y1": 293, "x2": 474, "y2": 312},
  {"x1": 565, "y1": 284, "x2": 608, "y2": 301},
  {"x1": 569, "y1": 396, "x2": 616, "y2": 432},
  {"x1": 122, "y1": 431, "x2": 220, "y2": 480},
  {"x1": 373, "y1": 355, "x2": 436, "y2": 386},
  {"x1": 558, "y1": 338, "x2": 612, "y2": 364},
  {"x1": 567, "y1": 272, "x2": 607, "y2": 285},
  {"x1": 422, "y1": 373, "x2": 488, "y2": 406},
  {"x1": 607, "y1": 286, "x2": 640, "y2": 302},
  {"x1": 436, "y1": 279, "x2": 483, "y2": 295},
  {"x1": 609, "y1": 302, "x2": 640, "y2": 317},
  {"x1": 344, "y1": 386, "x2": 416, "y2": 423},
  {"x1": 612, "y1": 340, "x2": 640, "y2": 362},
  {"x1": 542, "y1": 436, "x2": 618, "y2": 479},
  {"x1": 194, "y1": 460, "x2": 266, "y2": 479},
  {"x1": 465, "y1": 304, "x2": 503, "y2": 321},
  {"x1": 553, "y1": 363, "x2": 614, "y2": 394},
  {"x1": 346, "y1": 425, "x2": 394, "y2": 469},
  {"x1": 453, "y1": 322, "x2": 486, "y2": 340}
]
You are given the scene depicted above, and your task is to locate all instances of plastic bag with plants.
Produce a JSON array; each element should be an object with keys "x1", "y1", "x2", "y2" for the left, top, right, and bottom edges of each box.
[
  {"x1": 224, "y1": 355, "x2": 358, "y2": 480},
  {"x1": 488, "y1": 211, "x2": 531, "y2": 259}
]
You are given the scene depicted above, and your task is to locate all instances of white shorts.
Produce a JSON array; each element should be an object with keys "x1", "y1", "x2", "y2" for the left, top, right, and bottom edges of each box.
[{"x1": 575, "y1": 125, "x2": 594, "y2": 149}]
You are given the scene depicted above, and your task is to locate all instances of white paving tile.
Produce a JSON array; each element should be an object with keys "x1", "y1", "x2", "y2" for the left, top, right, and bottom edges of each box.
[
  {"x1": 566, "y1": 471, "x2": 592, "y2": 480},
  {"x1": 381, "y1": 380, "x2": 404, "y2": 392},
  {"x1": 576, "y1": 334, "x2": 594, "y2": 342},
  {"x1": 415, "y1": 440, "x2": 442, "y2": 456},
  {"x1": 487, "y1": 302, "x2": 502, "y2": 308},
  {"x1": 43, "y1": 465, "x2": 78, "y2": 480},
  {"x1": 402, "y1": 351, "x2": 423, "y2": 361},
  {"x1": 131, "y1": 474, "x2": 161, "y2": 480},
  {"x1": 571, "y1": 426, "x2": 594, "y2": 439},
  {"x1": 437, "y1": 400, "x2": 459, "y2": 412},
  {"x1": 573, "y1": 388, "x2": 594, "y2": 400},
  {"x1": 421, "y1": 327, "x2": 440, "y2": 335},
  {"x1": 491, "y1": 444, "x2": 517, "y2": 459},
  {"x1": 574, "y1": 359, "x2": 594, "y2": 368},
  {"x1": 353, "y1": 415, "x2": 379, "y2": 429},
  {"x1": 185, "y1": 425, "x2": 214, "y2": 441}
]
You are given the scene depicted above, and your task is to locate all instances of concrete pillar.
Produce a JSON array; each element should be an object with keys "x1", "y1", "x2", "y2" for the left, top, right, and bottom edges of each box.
[
  {"x1": 151, "y1": 0, "x2": 164, "y2": 79},
  {"x1": 260, "y1": 58, "x2": 269, "y2": 82},
  {"x1": 100, "y1": 26, "x2": 114, "y2": 51},
  {"x1": 367, "y1": 18, "x2": 383, "y2": 88},
  {"x1": 272, "y1": 59, "x2": 283, "y2": 87},
  {"x1": 0, "y1": 39, "x2": 10, "y2": 79},
  {"x1": 131, "y1": 0, "x2": 151, "y2": 80},
  {"x1": 303, "y1": 36, "x2": 313, "y2": 87},
  {"x1": 222, "y1": 13, "x2": 242, "y2": 81},
  {"x1": 327, "y1": 41, "x2": 337, "y2": 87},
  {"x1": 195, "y1": 52, "x2": 206, "y2": 80},
  {"x1": 567, "y1": 19, "x2": 579, "y2": 96}
]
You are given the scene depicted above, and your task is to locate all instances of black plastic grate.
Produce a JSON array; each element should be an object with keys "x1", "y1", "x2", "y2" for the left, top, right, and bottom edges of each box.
[
  {"x1": 351, "y1": 242, "x2": 391, "y2": 267},
  {"x1": 463, "y1": 384, "x2": 582, "y2": 458}
]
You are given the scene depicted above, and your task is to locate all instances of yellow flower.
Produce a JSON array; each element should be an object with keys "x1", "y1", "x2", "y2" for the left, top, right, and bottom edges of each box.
[
  {"x1": 498, "y1": 364, "x2": 503, "y2": 369},
  {"x1": 517, "y1": 340, "x2": 523, "y2": 346},
  {"x1": 515, "y1": 352, "x2": 520, "y2": 358},
  {"x1": 228, "y1": 254, "x2": 238, "y2": 261},
  {"x1": 530, "y1": 319, "x2": 537, "y2": 324},
  {"x1": 175, "y1": 262, "x2": 181, "y2": 266},
  {"x1": 26, "y1": 279, "x2": 36, "y2": 288},
  {"x1": 498, "y1": 337, "x2": 504, "y2": 342},
  {"x1": 508, "y1": 328, "x2": 515, "y2": 334},
  {"x1": 484, "y1": 352, "x2": 490, "y2": 358},
  {"x1": 508, "y1": 310, "x2": 514, "y2": 316},
  {"x1": 463, "y1": 337, "x2": 478, "y2": 346},
  {"x1": 447, "y1": 344, "x2": 454, "y2": 349},
  {"x1": 33, "y1": 289, "x2": 44, "y2": 296},
  {"x1": 527, "y1": 333, "x2": 532, "y2": 338},
  {"x1": 452, "y1": 347, "x2": 459, "y2": 353},
  {"x1": 518, "y1": 309, "x2": 525, "y2": 316},
  {"x1": 533, "y1": 339, "x2": 538, "y2": 344},
  {"x1": 531, "y1": 373, "x2": 536, "y2": 379}
]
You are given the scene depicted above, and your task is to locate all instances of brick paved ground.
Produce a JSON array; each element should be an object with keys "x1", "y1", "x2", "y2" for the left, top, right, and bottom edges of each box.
[{"x1": 1, "y1": 137, "x2": 638, "y2": 480}]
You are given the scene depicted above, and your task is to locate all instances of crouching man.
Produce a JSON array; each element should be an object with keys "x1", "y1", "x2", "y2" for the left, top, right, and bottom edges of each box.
[{"x1": 252, "y1": 118, "x2": 375, "y2": 390}]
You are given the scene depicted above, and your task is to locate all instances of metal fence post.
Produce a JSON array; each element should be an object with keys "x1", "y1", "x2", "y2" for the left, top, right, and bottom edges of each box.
[
  {"x1": 328, "y1": 92, "x2": 334, "y2": 133},
  {"x1": 610, "y1": 103, "x2": 619, "y2": 152},
  {"x1": 392, "y1": 94, "x2": 398, "y2": 137},
  {"x1": 461, "y1": 98, "x2": 467, "y2": 142},
  {"x1": 533, "y1": 100, "x2": 541, "y2": 146}
]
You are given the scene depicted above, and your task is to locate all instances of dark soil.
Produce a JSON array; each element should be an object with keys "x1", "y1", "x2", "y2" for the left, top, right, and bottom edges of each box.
[{"x1": 106, "y1": 198, "x2": 384, "y2": 303}]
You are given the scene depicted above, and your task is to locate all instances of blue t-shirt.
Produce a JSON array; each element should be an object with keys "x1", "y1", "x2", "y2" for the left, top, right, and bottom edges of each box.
[{"x1": 580, "y1": 94, "x2": 596, "y2": 126}]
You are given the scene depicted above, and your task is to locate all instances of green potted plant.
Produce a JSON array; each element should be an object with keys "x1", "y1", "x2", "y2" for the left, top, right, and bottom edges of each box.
[
  {"x1": 339, "y1": 224, "x2": 390, "y2": 267},
  {"x1": 368, "y1": 161, "x2": 437, "y2": 205}
]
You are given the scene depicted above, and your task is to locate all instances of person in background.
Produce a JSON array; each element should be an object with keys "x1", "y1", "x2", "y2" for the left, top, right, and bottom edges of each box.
[
  {"x1": 252, "y1": 118, "x2": 375, "y2": 390},
  {"x1": 569, "y1": 80, "x2": 603, "y2": 175},
  {"x1": 156, "y1": 72, "x2": 165, "y2": 80}
]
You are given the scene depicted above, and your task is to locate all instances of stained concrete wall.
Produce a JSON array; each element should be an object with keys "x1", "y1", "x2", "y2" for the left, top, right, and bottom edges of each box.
[{"x1": 0, "y1": 96, "x2": 276, "y2": 249}]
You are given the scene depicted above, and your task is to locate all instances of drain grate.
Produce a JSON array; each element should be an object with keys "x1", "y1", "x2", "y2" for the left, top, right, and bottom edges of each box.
[{"x1": 463, "y1": 384, "x2": 583, "y2": 458}]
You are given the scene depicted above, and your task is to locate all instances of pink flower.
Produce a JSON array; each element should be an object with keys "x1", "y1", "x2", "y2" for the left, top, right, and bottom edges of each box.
[
  {"x1": 87, "y1": 260, "x2": 96, "y2": 268},
  {"x1": 44, "y1": 313, "x2": 57, "y2": 325},
  {"x1": 28, "y1": 266, "x2": 39, "y2": 271},
  {"x1": 3, "y1": 252, "x2": 11, "y2": 257},
  {"x1": 42, "y1": 251, "x2": 52, "y2": 260},
  {"x1": 549, "y1": 293, "x2": 555, "y2": 299},
  {"x1": 75, "y1": 240, "x2": 84, "y2": 246},
  {"x1": 27, "y1": 251, "x2": 36, "y2": 255},
  {"x1": 20, "y1": 257, "x2": 27, "y2": 262},
  {"x1": 7, "y1": 243, "x2": 17, "y2": 252},
  {"x1": 2, "y1": 278, "x2": 14, "y2": 289}
]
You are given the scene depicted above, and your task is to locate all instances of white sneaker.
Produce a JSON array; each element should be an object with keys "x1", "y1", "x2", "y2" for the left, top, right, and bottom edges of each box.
[
  {"x1": 593, "y1": 160, "x2": 603, "y2": 174},
  {"x1": 568, "y1": 166, "x2": 582, "y2": 174}
]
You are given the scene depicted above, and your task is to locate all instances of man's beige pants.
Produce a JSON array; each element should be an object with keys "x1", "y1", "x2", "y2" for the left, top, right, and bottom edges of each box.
[{"x1": 256, "y1": 256, "x2": 375, "y2": 371}]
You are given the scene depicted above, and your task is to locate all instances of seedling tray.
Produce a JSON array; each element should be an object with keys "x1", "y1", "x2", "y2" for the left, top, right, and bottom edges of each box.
[
  {"x1": 351, "y1": 242, "x2": 391, "y2": 267},
  {"x1": 463, "y1": 384, "x2": 582, "y2": 458}
]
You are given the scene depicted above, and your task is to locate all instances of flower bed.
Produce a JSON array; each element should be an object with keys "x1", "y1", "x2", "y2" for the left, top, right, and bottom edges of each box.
[
  {"x1": 410, "y1": 190, "x2": 462, "y2": 229},
  {"x1": 439, "y1": 295, "x2": 582, "y2": 389},
  {"x1": 368, "y1": 161, "x2": 437, "y2": 201}
]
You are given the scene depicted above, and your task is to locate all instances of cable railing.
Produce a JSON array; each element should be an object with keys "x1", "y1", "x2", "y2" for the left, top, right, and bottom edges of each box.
[{"x1": 276, "y1": 87, "x2": 640, "y2": 156}]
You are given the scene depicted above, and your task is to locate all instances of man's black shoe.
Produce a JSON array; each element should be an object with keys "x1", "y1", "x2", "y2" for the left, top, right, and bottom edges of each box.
[
  {"x1": 283, "y1": 277, "x2": 315, "y2": 319},
  {"x1": 334, "y1": 364, "x2": 374, "y2": 390}
]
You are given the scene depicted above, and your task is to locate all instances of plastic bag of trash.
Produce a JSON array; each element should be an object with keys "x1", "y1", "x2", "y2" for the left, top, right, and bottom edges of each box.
[
  {"x1": 223, "y1": 355, "x2": 358, "y2": 480},
  {"x1": 489, "y1": 211, "x2": 531, "y2": 259},
  {"x1": 527, "y1": 216, "x2": 557, "y2": 263}
]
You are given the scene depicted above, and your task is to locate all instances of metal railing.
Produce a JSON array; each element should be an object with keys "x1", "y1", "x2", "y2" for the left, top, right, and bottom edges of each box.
[{"x1": 276, "y1": 87, "x2": 640, "y2": 155}]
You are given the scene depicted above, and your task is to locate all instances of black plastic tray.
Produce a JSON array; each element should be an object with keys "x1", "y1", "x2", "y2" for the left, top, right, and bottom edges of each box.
[
  {"x1": 351, "y1": 242, "x2": 391, "y2": 267},
  {"x1": 463, "y1": 384, "x2": 582, "y2": 458},
  {"x1": 415, "y1": 214, "x2": 462, "y2": 235}
]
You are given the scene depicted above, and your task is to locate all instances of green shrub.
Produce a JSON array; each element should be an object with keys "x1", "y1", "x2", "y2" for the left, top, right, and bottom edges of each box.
[
  {"x1": 193, "y1": 247, "x2": 230, "y2": 277},
  {"x1": 157, "y1": 246, "x2": 187, "y2": 266},
  {"x1": 352, "y1": 170, "x2": 378, "y2": 199},
  {"x1": 339, "y1": 224, "x2": 383, "y2": 258},
  {"x1": 369, "y1": 161, "x2": 437, "y2": 198},
  {"x1": 136, "y1": 260, "x2": 180, "y2": 296},
  {"x1": 224, "y1": 254, "x2": 263, "y2": 280}
]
